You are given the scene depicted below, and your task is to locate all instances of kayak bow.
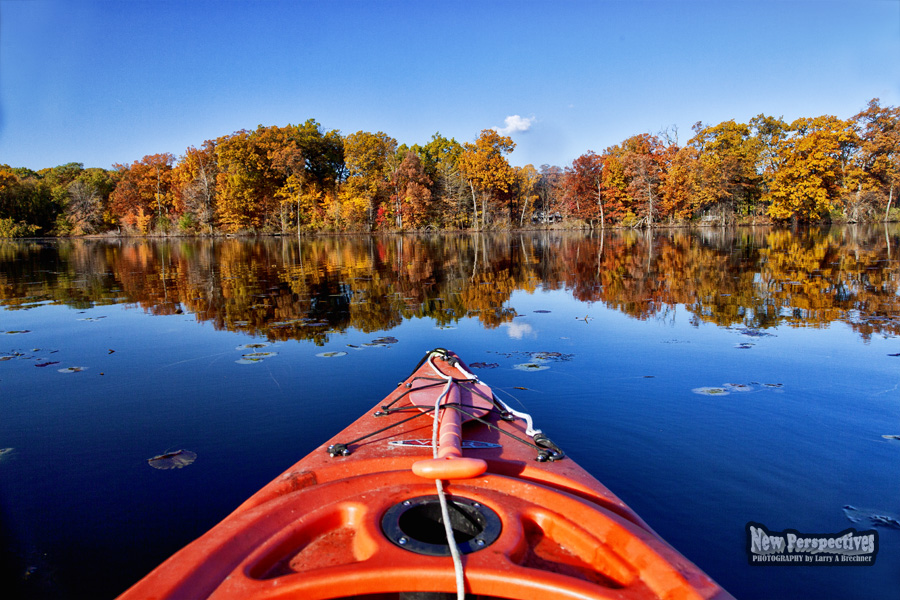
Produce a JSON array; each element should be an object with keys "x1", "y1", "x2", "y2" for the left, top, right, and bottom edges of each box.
[{"x1": 120, "y1": 348, "x2": 733, "y2": 600}]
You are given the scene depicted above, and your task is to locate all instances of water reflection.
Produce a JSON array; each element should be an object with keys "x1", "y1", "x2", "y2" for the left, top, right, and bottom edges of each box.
[{"x1": 1, "y1": 225, "x2": 898, "y2": 342}]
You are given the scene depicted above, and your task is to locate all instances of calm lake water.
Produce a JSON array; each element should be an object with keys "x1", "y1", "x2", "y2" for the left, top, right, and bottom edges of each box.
[{"x1": 1, "y1": 227, "x2": 898, "y2": 600}]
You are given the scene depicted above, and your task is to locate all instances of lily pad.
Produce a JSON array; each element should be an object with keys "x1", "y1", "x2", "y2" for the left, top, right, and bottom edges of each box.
[
  {"x1": 882, "y1": 434, "x2": 900, "y2": 441},
  {"x1": 469, "y1": 362, "x2": 499, "y2": 369},
  {"x1": 842, "y1": 505, "x2": 900, "y2": 530},
  {"x1": 35, "y1": 361, "x2": 60, "y2": 368},
  {"x1": 58, "y1": 366, "x2": 87, "y2": 373},
  {"x1": 235, "y1": 351, "x2": 278, "y2": 364},
  {"x1": 371, "y1": 336, "x2": 398, "y2": 345},
  {"x1": 513, "y1": 362, "x2": 550, "y2": 372},
  {"x1": 722, "y1": 383, "x2": 754, "y2": 393},
  {"x1": 692, "y1": 387, "x2": 730, "y2": 396},
  {"x1": 2, "y1": 330, "x2": 30, "y2": 335},
  {"x1": 148, "y1": 449, "x2": 197, "y2": 470},
  {"x1": 533, "y1": 310, "x2": 551, "y2": 314},
  {"x1": 237, "y1": 342, "x2": 272, "y2": 350},
  {"x1": 316, "y1": 351, "x2": 347, "y2": 358}
]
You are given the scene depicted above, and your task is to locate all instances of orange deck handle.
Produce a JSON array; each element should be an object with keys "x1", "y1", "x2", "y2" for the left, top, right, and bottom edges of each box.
[{"x1": 412, "y1": 399, "x2": 487, "y2": 480}]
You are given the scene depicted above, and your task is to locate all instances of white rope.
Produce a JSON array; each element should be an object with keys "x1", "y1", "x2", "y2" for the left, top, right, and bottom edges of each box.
[
  {"x1": 427, "y1": 353, "x2": 466, "y2": 600},
  {"x1": 453, "y1": 359, "x2": 542, "y2": 438}
]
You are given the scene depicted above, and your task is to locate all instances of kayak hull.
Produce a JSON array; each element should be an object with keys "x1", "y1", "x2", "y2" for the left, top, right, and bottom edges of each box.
[{"x1": 119, "y1": 349, "x2": 733, "y2": 600}]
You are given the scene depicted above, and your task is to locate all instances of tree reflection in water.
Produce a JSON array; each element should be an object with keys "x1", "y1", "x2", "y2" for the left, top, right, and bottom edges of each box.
[{"x1": 1, "y1": 225, "x2": 898, "y2": 344}]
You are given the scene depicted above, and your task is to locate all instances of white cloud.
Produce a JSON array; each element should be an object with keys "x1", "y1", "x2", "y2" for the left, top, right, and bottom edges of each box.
[
  {"x1": 493, "y1": 115, "x2": 535, "y2": 136},
  {"x1": 501, "y1": 321, "x2": 534, "y2": 340}
]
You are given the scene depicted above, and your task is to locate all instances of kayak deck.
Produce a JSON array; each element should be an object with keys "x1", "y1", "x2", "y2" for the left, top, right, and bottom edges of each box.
[{"x1": 119, "y1": 348, "x2": 733, "y2": 600}]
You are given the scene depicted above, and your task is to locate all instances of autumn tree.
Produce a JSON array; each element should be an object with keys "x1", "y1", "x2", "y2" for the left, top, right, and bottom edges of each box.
[
  {"x1": 563, "y1": 152, "x2": 605, "y2": 227},
  {"x1": 214, "y1": 130, "x2": 275, "y2": 232},
  {"x1": 765, "y1": 116, "x2": 857, "y2": 222},
  {"x1": 63, "y1": 169, "x2": 115, "y2": 235},
  {"x1": 457, "y1": 130, "x2": 516, "y2": 228},
  {"x1": 620, "y1": 134, "x2": 665, "y2": 226},
  {"x1": 515, "y1": 164, "x2": 540, "y2": 227},
  {"x1": 534, "y1": 164, "x2": 564, "y2": 223},
  {"x1": 265, "y1": 120, "x2": 344, "y2": 232},
  {"x1": 414, "y1": 133, "x2": 467, "y2": 227},
  {"x1": 172, "y1": 141, "x2": 218, "y2": 232},
  {"x1": 689, "y1": 120, "x2": 761, "y2": 221},
  {"x1": 389, "y1": 151, "x2": 432, "y2": 229},
  {"x1": 341, "y1": 131, "x2": 397, "y2": 230},
  {"x1": 109, "y1": 154, "x2": 176, "y2": 233},
  {"x1": 656, "y1": 145, "x2": 699, "y2": 222},
  {"x1": 853, "y1": 98, "x2": 900, "y2": 220}
]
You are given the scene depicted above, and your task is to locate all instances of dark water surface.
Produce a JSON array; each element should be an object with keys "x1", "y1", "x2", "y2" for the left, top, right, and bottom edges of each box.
[{"x1": 1, "y1": 227, "x2": 898, "y2": 599}]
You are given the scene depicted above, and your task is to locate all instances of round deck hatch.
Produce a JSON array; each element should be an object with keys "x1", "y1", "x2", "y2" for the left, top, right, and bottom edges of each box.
[{"x1": 381, "y1": 495, "x2": 501, "y2": 556}]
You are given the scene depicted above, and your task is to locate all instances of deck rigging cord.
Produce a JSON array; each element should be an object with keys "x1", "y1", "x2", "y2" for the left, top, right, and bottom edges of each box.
[{"x1": 426, "y1": 351, "x2": 466, "y2": 600}]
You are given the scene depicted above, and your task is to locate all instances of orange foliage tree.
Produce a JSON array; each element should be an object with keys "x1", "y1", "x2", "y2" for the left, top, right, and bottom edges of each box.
[{"x1": 109, "y1": 153, "x2": 176, "y2": 233}]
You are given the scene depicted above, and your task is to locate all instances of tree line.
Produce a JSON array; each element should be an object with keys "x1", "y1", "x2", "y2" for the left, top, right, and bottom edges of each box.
[{"x1": 1, "y1": 99, "x2": 897, "y2": 237}]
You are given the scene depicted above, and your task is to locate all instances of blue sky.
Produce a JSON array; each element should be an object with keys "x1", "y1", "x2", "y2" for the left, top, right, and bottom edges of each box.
[{"x1": 1, "y1": 0, "x2": 898, "y2": 171}]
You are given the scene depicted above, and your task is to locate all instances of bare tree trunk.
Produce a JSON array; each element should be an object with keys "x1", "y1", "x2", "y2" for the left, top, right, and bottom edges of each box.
[
  {"x1": 597, "y1": 181, "x2": 604, "y2": 229},
  {"x1": 886, "y1": 182, "x2": 894, "y2": 222},
  {"x1": 469, "y1": 182, "x2": 479, "y2": 229}
]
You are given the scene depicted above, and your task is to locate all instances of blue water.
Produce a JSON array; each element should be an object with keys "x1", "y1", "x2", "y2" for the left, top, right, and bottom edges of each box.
[{"x1": 0, "y1": 231, "x2": 898, "y2": 599}]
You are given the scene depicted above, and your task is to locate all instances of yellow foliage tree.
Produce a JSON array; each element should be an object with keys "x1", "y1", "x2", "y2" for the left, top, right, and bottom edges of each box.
[{"x1": 765, "y1": 116, "x2": 856, "y2": 221}]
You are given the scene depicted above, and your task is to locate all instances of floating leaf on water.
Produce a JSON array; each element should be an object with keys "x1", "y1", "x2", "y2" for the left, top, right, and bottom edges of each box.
[
  {"x1": 735, "y1": 343, "x2": 755, "y2": 350},
  {"x1": 2, "y1": 330, "x2": 30, "y2": 335},
  {"x1": 533, "y1": 352, "x2": 565, "y2": 361},
  {"x1": 0, "y1": 447, "x2": 14, "y2": 461},
  {"x1": 533, "y1": 310, "x2": 551, "y2": 314},
  {"x1": 692, "y1": 387, "x2": 729, "y2": 396},
  {"x1": 762, "y1": 383, "x2": 784, "y2": 389},
  {"x1": 842, "y1": 505, "x2": 900, "y2": 530},
  {"x1": 722, "y1": 383, "x2": 754, "y2": 393},
  {"x1": 513, "y1": 363, "x2": 550, "y2": 372},
  {"x1": 58, "y1": 366, "x2": 86, "y2": 373},
  {"x1": 888, "y1": 353, "x2": 900, "y2": 357},
  {"x1": 469, "y1": 362, "x2": 499, "y2": 369},
  {"x1": 513, "y1": 386, "x2": 529, "y2": 390},
  {"x1": 316, "y1": 351, "x2": 347, "y2": 358},
  {"x1": 148, "y1": 449, "x2": 197, "y2": 470},
  {"x1": 882, "y1": 434, "x2": 900, "y2": 441},
  {"x1": 235, "y1": 351, "x2": 277, "y2": 364},
  {"x1": 237, "y1": 342, "x2": 272, "y2": 350},
  {"x1": 34, "y1": 361, "x2": 60, "y2": 368},
  {"x1": 371, "y1": 336, "x2": 398, "y2": 345}
]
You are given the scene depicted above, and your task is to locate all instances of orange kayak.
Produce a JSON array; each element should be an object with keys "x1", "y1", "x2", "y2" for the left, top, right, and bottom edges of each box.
[{"x1": 119, "y1": 348, "x2": 733, "y2": 600}]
